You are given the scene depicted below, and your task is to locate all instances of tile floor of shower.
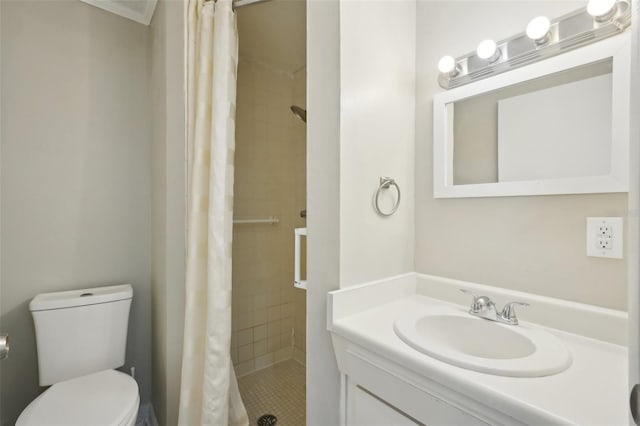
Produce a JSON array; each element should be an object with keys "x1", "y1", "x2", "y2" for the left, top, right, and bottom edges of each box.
[{"x1": 238, "y1": 359, "x2": 306, "y2": 426}]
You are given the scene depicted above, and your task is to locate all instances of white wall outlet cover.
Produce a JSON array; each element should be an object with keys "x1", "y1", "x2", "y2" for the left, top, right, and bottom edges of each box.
[{"x1": 586, "y1": 217, "x2": 623, "y2": 259}]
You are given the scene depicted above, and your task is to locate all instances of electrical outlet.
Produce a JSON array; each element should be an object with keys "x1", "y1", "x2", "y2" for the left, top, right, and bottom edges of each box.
[
  {"x1": 587, "y1": 217, "x2": 623, "y2": 259},
  {"x1": 598, "y1": 224, "x2": 612, "y2": 236},
  {"x1": 596, "y1": 236, "x2": 611, "y2": 250}
]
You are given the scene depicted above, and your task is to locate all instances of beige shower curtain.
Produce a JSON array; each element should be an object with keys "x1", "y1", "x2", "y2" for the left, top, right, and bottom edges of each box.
[{"x1": 179, "y1": 0, "x2": 248, "y2": 424}]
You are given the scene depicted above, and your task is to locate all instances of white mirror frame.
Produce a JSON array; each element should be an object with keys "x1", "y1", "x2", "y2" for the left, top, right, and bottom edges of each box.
[{"x1": 433, "y1": 32, "x2": 630, "y2": 199}]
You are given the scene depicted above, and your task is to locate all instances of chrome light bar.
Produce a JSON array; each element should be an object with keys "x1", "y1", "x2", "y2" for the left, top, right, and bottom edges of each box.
[{"x1": 438, "y1": 0, "x2": 631, "y2": 89}]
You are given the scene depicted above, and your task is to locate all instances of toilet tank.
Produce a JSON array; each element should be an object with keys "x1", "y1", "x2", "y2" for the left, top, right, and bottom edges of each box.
[{"x1": 30, "y1": 284, "x2": 133, "y2": 386}]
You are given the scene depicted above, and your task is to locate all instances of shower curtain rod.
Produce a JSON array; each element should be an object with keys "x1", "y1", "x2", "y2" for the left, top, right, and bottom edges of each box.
[{"x1": 203, "y1": 0, "x2": 271, "y2": 9}]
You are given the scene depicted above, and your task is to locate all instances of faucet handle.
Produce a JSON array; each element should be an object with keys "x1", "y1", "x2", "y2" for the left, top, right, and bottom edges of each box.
[
  {"x1": 499, "y1": 301, "x2": 530, "y2": 325},
  {"x1": 459, "y1": 289, "x2": 477, "y2": 305},
  {"x1": 460, "y1": 288, "x2": 494, "y2": 314}
]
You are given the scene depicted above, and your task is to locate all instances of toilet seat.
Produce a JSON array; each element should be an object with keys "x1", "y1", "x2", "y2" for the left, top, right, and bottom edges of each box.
[{"x1": 16, "y1": 369, "x2": 139, "y2": 426}]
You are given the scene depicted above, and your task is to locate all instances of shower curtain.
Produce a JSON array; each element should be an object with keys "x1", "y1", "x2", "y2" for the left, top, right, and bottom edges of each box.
[{"x1": 179, "y1": 0, "x2": 248, "y2": 425}]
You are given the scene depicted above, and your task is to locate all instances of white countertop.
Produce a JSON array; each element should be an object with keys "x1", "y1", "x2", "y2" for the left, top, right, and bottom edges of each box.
[{"x1": 329, "y1": 276, "x2": 628, "y2": 425}]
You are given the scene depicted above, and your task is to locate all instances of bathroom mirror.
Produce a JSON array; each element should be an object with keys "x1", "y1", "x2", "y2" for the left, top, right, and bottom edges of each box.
[{"x1": 433, "y1": 33, "x2": 630, "y2": 198}]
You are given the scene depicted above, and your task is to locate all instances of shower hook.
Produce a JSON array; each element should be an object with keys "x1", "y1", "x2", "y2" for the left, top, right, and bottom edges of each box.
[{"x1": 373, "y1": 177, "x2": 401, "y2": 217}]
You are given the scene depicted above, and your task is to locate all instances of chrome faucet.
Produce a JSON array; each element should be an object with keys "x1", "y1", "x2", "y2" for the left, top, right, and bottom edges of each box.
[{"x1": 460, "y1": 289, "x2": 529, "y2": 325}]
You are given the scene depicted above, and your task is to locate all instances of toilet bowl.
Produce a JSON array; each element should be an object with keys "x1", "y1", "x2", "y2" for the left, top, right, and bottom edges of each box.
[
  {"x1": 16, "y1": 370, "x2": 139, "y2": 426},
  {"x1": 17, "y1": 284, "x2": 139, "y2": 426}
]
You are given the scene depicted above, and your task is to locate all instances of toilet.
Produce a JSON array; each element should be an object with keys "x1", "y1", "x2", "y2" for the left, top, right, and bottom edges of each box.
[{"x1": 17, "y1": 284, "x2": 139, "y2": 426}]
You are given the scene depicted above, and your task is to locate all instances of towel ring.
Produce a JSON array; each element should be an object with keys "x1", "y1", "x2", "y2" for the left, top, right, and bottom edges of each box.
[{"x1": 374, "y1": 177, "x2": 401, "y2": 217}]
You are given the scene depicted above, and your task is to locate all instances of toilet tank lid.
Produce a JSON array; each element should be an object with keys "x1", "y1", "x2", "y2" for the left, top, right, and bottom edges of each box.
[{"x1": 30, "y1": 284, "x2": 133, "y2": 312}]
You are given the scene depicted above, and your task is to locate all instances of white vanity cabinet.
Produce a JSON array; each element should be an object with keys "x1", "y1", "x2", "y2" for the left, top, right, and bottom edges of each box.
[
  {"x1": 327, "y1": 273, "x2": 628, "y2": 426},
  {"x1": 334, "y1": 335, "x2": 508, "y2": 426}
]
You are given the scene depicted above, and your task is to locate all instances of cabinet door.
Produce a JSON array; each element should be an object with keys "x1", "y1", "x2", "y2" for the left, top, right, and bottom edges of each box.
[
  {"x1": 348, "y1": 383, "x2": 420, "y2": 426},
  {"x1": 346, "y1": 377, "x2": 490, "y2": 426}
]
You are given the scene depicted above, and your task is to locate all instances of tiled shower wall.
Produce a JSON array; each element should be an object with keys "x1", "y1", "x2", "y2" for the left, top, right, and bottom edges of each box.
[
  {"x1": 232, "y1": 59, "x2": 306, "y2": 377},
  {"x1": 292, "y1": 68, "x2": 306, "y2": 365}
]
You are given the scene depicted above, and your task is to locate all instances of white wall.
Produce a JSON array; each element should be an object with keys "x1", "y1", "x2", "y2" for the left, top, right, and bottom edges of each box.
[
  {"x1": 150, "y1": 0, "x2": 186, "y2": 425},
  {"x1": 626, "y1": 0, "x2": 640, "y2": 414},
  {"x1": 0, "y1": 1, "x2": 3, "y2": 420},
  {"x1": 0, "y1": 1, "x2": 151, "y2": 424},
  {"x1": 415, "y1": 0, "x2": 628, "y2": 311},
  {"x1": 339, "y1": 0, "x2": 416, "y2": 287},
  {"x1": 307, "y1": 1, "x2": 341, "y2": 424},
  {"x1": 307, "y1": 0, "x2": 416, "y2": 423}
]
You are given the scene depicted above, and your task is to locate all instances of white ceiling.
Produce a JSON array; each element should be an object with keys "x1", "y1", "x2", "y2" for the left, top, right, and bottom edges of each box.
[{"x1": 236, "y1": 0, "x2": 306, "y2": 75}]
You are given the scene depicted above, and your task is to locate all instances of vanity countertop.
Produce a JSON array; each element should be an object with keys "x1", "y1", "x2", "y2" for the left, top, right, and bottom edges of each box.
[{"x1": 328, "y1": 275, "x2": 628, "y2": 426}]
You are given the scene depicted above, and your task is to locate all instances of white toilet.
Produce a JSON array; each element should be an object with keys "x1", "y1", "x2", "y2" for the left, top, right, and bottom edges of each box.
[{"x1": 17, "y1": 284, "x2": 140, "y2": 426}]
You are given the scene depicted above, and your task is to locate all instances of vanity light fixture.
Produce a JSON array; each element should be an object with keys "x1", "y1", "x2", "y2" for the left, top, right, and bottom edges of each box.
[
  {"x1": 526, "y1": 16, "x2": 551, "y2": 44},
  {"x1": 438, "y1": 55, "x2": 458, "y2": 75},
  {"x1": 476, "y1": 39, "x2": 500, "y2": 62},
  {"x1": 587, "y1": 0, "x2": 617, "y2": 20},
  {"x1": 437, "y1": 0, "x2": 631, "y2": 89}
]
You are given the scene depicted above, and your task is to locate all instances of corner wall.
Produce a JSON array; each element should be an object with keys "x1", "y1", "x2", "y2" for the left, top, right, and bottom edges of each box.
[
  {"x1": 306, "y1": 0, "x2": 417, "y2": 424},
  {"x1": 150, "y1": 1, "x2": 186, "y2": 425},
  {"x1": 339, "y1": 0, "x2": 416, "y2": 287},
  {"x1": 626, "y1": 0, "x2": 640, "y2": 410},
  {"x1": 415, "y1": 1, "x2": 628, "y2": 311},
  {"x1": 307, "y1": 0, "x2": 341, "y2": 424},
  {"x1": 0, "y1": 2, "x2": 152, "y2": 423}
]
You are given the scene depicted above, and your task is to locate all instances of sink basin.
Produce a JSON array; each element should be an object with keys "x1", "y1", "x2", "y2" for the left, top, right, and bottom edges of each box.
[{"x1": 394, "y1": 307, "x2": 572, "y2": 377}]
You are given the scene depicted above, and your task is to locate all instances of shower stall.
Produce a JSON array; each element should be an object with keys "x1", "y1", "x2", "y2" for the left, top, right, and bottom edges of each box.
[{"x1": 232, "y1": 1, "x2": 307, "y2": 423}]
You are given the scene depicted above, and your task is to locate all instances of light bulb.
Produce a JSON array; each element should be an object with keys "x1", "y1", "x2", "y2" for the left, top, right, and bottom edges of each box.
[
  {"x1": 587, "y1": 0, "x2": 616, "y2": 18},
  {"x1": 526, "y1": 16, "x2": 551, "y2": 42},
  {"x1": 438, "y1": 56, "x2": 456, "y2": 74},
  {"x1": 477, "y1": 39, "x2": 498, "y2": 61}
]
